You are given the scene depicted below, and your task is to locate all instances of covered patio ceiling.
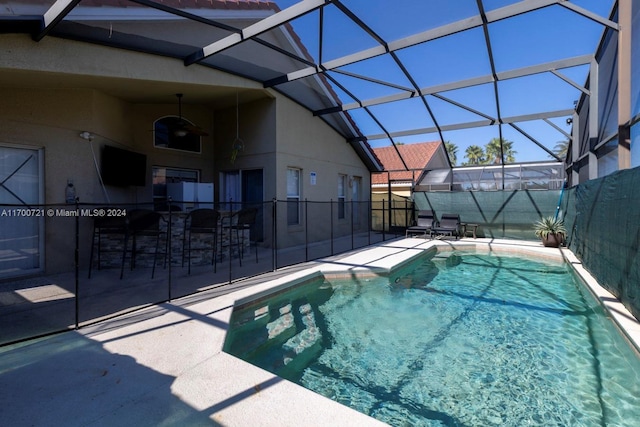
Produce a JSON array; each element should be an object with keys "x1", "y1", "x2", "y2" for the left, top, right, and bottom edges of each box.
[{"x1": 0, "y1": 0, "x2": 618, "y2": 167}]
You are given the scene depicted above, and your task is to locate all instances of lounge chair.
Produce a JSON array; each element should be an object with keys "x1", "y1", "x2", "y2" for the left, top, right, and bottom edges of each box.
[
  {"x1": 406, "y1": 210, "x2": 436, "y2": 238},
  {"x1": 431, "y1": 213, "x2": 462, "y2": 239}
]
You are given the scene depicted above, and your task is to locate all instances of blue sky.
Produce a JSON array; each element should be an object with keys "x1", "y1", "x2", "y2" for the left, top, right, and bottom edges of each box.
[{"x1": 273, "y1": 0, "x2": 616, "y2": 164}]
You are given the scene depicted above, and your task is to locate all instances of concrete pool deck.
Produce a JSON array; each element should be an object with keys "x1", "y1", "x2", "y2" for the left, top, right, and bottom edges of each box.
[{"x1": 1, "y1": 238, "x2": 639, "y2": 426}]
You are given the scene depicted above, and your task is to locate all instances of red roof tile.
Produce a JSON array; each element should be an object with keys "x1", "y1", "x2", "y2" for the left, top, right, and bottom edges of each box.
[
  {"x1": 45, "y1": 0, "x2": 279, "y2": 11},
  {"x1": 372, "y1": 141, "x2": 441, "y2": 185}
]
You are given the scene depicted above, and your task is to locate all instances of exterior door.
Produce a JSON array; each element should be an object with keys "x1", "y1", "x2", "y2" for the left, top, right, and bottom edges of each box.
[
  {"x1": 0, "y1": 145, "x2": 44, "y2": 278},
  {"x1": 242, "y1": 169, "x2": 264, "y2": 241}
]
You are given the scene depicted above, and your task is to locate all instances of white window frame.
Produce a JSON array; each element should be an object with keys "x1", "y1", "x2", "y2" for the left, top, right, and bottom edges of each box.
[
  {"x1": 338, "y1": 174, "x2": 347, "y2": 220},
  {"x1": 287, "y1": 167, "x2": 301, "y2": 226}
]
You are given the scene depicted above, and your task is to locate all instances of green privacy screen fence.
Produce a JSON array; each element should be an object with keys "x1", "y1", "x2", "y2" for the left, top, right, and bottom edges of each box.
[
  {"x1": 414, "y1": 167, "x2": 639, "y2": 321},
  {"x1": 412, "y1": 189, "x2": 564, "y2": 241},
  {"x1": 568, "y1": 167, "x2": 640, "y2": 321}
]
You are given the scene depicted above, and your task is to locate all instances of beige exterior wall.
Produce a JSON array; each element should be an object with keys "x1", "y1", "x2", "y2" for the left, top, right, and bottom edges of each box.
[
  {"x1": 371, "y1": 187, "x2": 412, "y2": 198},
  {"x1": 274, "y1": 96, "x2": 371, "y2": 248},
  {"x1": 0, "y1": 35, "x2": 256, "y2": 274},
  {"x1": 212, "y1": 94, "x2": 372, "y2": 249},
  {"x1": 0, "y1": 33, "x2": 254, "y2": 88},
  {"x1": 0, "y1": 33, "x2": 373, "y2": 274},
  {"x1": 275, "y1": 96, "x2": 370, "y2": 199},
  {"x1": 0, "y1": 88, "x2": 220, "y2": 204},
  {"x1": 0, "y1": 87, "x2": 216, "y2": 272},
  {"x1": 1, "y1": 87, "x2": 101, "y2": 273},
  {"x1": 131, "y1": 102, "x2": 216, "y2": 192},
  {"x1": 214, "y1": 97, "x2": 277, "y2": 198}
]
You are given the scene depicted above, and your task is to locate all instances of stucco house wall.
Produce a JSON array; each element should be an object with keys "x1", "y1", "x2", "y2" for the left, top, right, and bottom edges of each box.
[
  {"x1": 212, "y1": 93, "x2": 372, "y2": 249},
  {"x1": 275, "y1": 95, "x2": 371, "y2": 248},
  {"x1": 214, "y1": 96, "x2": 277, "y2": 193},
  {"x1": 0, "y1": 33, "x2": 372, "y2": 275}
]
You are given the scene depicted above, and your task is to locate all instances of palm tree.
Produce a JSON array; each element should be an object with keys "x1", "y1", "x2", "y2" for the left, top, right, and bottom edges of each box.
[
  {"x1": 503, "y1": 140, "x2": 517, "y2": 163},
  {"x1": 464, "y1": 145, "x2": 485, "y2": 165},
  {"x1": 484, "y1": 138, "x2": 502, "y2": 164},
  {"x1": 444, "y1": 141, "x2": 458, "y2": 166},
  {"x1": 552, "y1": 140, "x2": 569, "y2": 160},
  {"x1": 484, "y1": 138, "x2": 516, "y2": 164}
]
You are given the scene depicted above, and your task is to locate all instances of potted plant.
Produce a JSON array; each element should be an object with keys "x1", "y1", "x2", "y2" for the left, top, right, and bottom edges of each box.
[{"x1": 534, "y1": 216, "x2": 567, "y2": 248}]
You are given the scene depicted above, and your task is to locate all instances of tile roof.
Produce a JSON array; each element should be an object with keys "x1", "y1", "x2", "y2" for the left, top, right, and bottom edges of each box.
[
  {"x1": 372, "y1": 141, "x2": 441, "y2": 185},
  {"x1": 7, "y1": 0, "x2": 277, "y2": 10},
  {"x1": 76, "y1": 0, "x2": 279, "y2": 11}
]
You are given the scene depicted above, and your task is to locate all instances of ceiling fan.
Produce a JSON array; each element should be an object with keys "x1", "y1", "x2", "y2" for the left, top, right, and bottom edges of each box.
[{"x1": 173, "y1": 93, "x2": 208, "y2": 137}]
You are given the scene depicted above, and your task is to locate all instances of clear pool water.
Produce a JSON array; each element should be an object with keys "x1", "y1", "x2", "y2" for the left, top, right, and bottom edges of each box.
[{"x1": 224, "y1": 251, "x2": 640, "y2": 426}]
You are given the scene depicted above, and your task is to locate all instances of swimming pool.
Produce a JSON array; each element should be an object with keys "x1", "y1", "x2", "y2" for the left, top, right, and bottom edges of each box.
[{"x1": 224, "y1": 250, "x2": 640, "y2": 426}]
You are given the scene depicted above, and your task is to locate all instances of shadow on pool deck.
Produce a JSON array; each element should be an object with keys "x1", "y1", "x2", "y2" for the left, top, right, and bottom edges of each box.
[
  {"x1": 0, "y1": 331, "x2": 225, "y2": 426},
  {"x1": 0, "y1": 273, "x2": 387, "y2": 426}
]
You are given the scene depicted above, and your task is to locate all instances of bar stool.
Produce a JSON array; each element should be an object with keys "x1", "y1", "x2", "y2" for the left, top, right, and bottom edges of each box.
[
  {"x1": 121, "y1": 209, "x2": 167, "y2": 279},
  {"x1": 88, "y1": 212, "x2": 127, "y2": 278},
  {"x1": 182, "y1": 208, "x2": 220, "y2": 275},
  {"x1": 230, "y1": 207, "x2": 258, "y2": 266}
]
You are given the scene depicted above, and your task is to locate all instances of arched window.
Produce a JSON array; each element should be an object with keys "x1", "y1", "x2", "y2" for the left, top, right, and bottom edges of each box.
[{"x1": 153, "y1": 116, "x2": 201, "y2": 153}]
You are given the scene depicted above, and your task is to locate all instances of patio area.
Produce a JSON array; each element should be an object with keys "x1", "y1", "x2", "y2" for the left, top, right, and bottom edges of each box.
[
  {"x1": 1, "y1": 238, "x2": 638, "y2": 426},
  {"x1": 0, "y1": 227, "x2": 399, "y2": 346}
]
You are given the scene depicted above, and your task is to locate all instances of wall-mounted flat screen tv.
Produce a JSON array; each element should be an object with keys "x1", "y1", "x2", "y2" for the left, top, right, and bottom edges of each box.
[{"x1": 101, "y1": 145, "x2": 147, "y2": 187}]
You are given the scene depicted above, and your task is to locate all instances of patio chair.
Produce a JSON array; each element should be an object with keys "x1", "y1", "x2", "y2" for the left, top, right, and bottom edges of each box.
[
  {"x1": 182, "y1": 208, "x2": 220, "y2": 275},
  {"x1": 406, "y1": 210, "x2": 435, "y2": 238},
  {"x1": 88, "y1": 211, "x2": 128, "y2": 278},
  {"x1": 229, "y1": 207, "x2": 258, "y2": 266},
  {"x1": 431, "y1": 213, "x2": 462, "y2": 239},
  {"x1": 120, "y1": 209, "x2": 167, "y2": 279}
]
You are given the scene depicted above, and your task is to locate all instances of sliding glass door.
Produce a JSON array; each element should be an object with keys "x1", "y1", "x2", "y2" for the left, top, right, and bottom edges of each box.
[{"x1": 0, "y1": 144, "x2": 44, "y2": 278}]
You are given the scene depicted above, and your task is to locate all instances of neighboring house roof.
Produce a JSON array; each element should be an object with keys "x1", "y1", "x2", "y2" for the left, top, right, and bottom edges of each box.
[
  {"x1": 147, "y1": 0, "x2": 277, "y2": 10},
  {"x1": 9, "y1": 0, "x2": 278, "y2": 10},
  {"x1": 372, "y1": 141, "x2": 441, "y2": 185}
]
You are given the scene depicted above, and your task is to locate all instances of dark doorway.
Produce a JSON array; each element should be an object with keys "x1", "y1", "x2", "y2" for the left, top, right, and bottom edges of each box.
[{"x1": 242, "y1": 169, "x2": 264, "y2": 241}]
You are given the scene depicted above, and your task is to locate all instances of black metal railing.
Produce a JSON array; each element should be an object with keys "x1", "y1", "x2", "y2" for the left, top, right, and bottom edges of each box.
[{"x1": 0, "y1": 198, "x2": 408, "y2": 346}]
